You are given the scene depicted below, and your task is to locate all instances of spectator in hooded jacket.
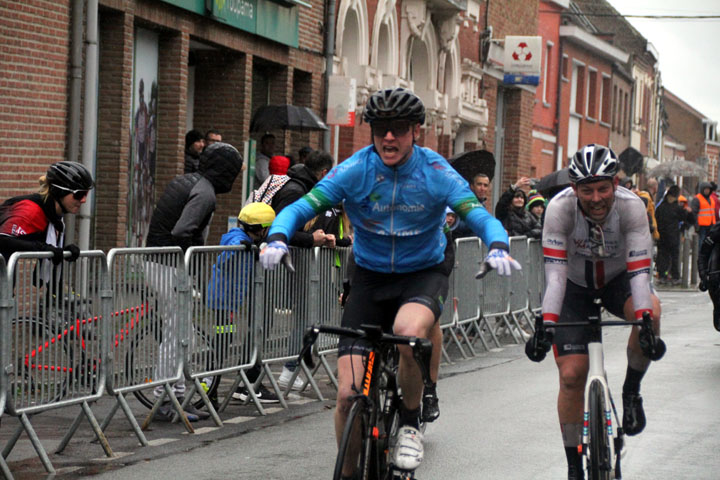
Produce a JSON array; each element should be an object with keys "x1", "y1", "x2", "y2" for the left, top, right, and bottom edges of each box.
[
  {"x1": 655, "y1": 185, "x2": 695, "y2": 285},
  {"x1": 146, "y1": 142, "x2": 243, "y2": 422},
  {"x1": 495, "y1": 178, "x2": 541, "y2": 239}
]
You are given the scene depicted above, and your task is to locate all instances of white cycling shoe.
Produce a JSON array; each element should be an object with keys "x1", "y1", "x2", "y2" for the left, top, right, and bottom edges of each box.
[{"x1": 392, "y1": 426, "x2": 424, "y2": 471}]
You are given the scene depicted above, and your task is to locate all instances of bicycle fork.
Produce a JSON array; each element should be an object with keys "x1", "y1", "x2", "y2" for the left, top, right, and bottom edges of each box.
[{"x1": 581, "y1": 342, "x2": 620, "y2": 478}]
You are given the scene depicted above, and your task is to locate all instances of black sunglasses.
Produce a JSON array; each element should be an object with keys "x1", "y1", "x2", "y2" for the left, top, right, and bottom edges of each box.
[
  {"x1": 371, "y1": 121, "x2": 412, "y2": 138},
  {"x1": 54, "y1": 185, "x2": 90, "y2": 200}
]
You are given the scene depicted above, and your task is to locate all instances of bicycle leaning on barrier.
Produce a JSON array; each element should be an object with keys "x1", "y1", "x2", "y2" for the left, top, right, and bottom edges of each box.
[{"x1": 259, "y1": 86, "x2": 520, "y2": 478}]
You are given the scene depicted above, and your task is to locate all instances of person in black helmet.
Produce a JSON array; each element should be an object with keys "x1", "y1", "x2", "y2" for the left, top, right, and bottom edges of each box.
[
  {"x1": 0, "y1": 161, "x2": 93, "y2": 272},
  {"x1": 259, "y1": 87, "x2": 517, "y2": 478}
]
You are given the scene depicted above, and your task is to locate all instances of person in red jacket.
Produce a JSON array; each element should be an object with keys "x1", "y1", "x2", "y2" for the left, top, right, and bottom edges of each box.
[{"x1": 0, "y1": 161, "x2": 93, "y2": 275}]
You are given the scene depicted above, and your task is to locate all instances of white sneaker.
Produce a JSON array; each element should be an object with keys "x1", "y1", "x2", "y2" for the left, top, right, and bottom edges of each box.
[
  {"x1": 392, "y1": 426, "x2": 424, "y2": 471},
  {"x1": 278, "y1": 366, "x2": 305, "y2": 390}
]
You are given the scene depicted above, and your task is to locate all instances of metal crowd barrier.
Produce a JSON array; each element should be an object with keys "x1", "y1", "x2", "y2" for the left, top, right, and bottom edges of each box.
[
  {"x1": 312, "y1": 246, "x2": 351, "y2": 391},
  {"x1": 527, "y1": 239, "x2": 544, "y2": 313},
  {"x1": 181, "y1": 245, "x2": 259, "y2": 422},
  {"x1": 447, "y1": 238, "x2": 483, "y2": 357},
  {"x1": 0, "y1": 237, "x2": 551, "y2": 476},
  {"x1": 508, "y1": 237, "x2": 533, "y2": 337},
  {"x1": 2, "y1": 251, "x2": 112, "y2": 475},
  {"x1": 102, "y1": 247, "x2": 193, "y2": 442}
]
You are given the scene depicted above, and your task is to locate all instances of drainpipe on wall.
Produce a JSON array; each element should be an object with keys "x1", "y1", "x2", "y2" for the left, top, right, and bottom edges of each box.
[
  {"x1": 78, "y1": 0, "x2": 99, "y2": 251},
  {"x1": 65, "y1": 0, "x2": 85, "y2": 244},
  {"x1": 323, "y1": 0, "x2": 337, "y2": 152},
  {"x1": 553, "y1": 39, "x2": 564, "y2": 169}
]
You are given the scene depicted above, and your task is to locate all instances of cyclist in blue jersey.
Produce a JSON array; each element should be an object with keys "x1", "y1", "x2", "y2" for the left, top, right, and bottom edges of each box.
[{"x1": 259, "y1": 87, "x2": 519, "y2": 478}]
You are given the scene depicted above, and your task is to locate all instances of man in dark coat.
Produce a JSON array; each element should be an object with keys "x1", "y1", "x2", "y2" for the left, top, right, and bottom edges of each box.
[
  {"x1": 655, "y1": 185, "x2": 695, "y2": 285},
  {"x1": 271, "y1": 150, "x2": 334, "y2": 248},
  {"x1": 146, "y1": 142, "x2": 243, "y2": 422}
]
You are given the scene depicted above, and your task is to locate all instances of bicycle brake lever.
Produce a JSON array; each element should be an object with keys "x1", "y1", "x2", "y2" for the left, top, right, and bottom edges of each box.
[
  {"x1": 475, "y1": 261, "x2": 493, "y2": 279},
  {"x1": 412, "y1": 338, "x2": 434, "y2": 388},
  {"x1": 298, "y1": 326, "x2": 319, "y2": 369}
]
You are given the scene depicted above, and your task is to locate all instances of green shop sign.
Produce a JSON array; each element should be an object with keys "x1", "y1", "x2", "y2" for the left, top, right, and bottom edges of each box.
[{"x1": 160, "y1": 0, "x2": 299, "y2": 48}]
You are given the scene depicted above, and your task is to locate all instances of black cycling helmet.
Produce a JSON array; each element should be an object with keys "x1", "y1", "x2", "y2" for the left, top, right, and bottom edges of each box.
[
  {"x1": 363, "y1": 87, "x2": 425, "y2": 125},
  {"x1": 47, "y1": 161, "x2": 95, "y2": 192},
  {"x1": 568, "y1": 144, "x2": 619, "y2": 184}
]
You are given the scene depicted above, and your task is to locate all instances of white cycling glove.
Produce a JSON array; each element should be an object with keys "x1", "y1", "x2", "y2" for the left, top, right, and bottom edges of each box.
[
  {"x1": 259, "y1": 241, "x2": 289, "y2": 270},
  {"x1": 484, "y1": 248, "x2": 522, "y2": 276}
]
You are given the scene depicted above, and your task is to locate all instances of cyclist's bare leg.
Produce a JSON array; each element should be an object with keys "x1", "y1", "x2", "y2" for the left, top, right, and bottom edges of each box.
[
  {"x1": 335, "y1": 352, "x2": 369, "y2": 476},
  {"x1": 555, "y1": 354, "x2": 589, "y2": 424},
  {"x1": 394, "y1": 302, "x2": 435, "y2": 413},
  {"x1": 555, "y1": 353, "x2": 589, "y2": 474},
  {"x1": 621, "y1": 293, "x2": 661, "y2": 435}
]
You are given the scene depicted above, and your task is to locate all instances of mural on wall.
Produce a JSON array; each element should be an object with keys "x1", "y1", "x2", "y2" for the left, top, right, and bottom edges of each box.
[{"x1": 128, "y1": 28, "x2": 159, "y2": 247}]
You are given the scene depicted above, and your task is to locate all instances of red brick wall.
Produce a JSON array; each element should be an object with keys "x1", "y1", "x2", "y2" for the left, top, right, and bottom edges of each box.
[
  {"x1": 485, "y1": 0, "x2": 538, "y2": 190},
  {"x1": 0, "y1": 0, "x2": 71, "y2": 195},
  {"x1": 95, "y1": 7, "x2": 134, "y2": 251},
  {"x1": 557, "y1": 42, "x2": 613, "y2": 161}
]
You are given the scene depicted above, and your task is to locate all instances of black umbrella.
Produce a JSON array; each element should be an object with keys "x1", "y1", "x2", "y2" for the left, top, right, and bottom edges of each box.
[
  {"x1": 250, "y1": 105, "x2": 328, "y2": 133},
  {"x1": 448, "y1": 150, "x2": 496, "y2": 183},
  {"x1": 618, "y1": 147, "x2": 644, "y2": 176},
  {"x1": 536, "y1": 168, "x2": 571, "y2": 197}
]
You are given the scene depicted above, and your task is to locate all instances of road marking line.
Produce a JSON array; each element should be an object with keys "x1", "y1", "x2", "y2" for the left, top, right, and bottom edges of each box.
[{"x1": 147, "y1": 438, "x2": 179, "y2": 446}]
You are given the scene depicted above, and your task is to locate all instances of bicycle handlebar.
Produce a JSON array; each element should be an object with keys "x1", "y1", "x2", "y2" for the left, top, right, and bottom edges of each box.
[
  {"x1": 534, "y1": 311, "x2": 665, "y2": 361},
  {"x1": 297, "y1": 324, "x2": 435, "y2": 387}
]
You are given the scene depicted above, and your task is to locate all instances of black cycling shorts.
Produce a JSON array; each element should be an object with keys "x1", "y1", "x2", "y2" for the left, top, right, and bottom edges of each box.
[
  {"x1": 553, "y1": 272, "x2": 632, "y2": 357},
  {"x1": 338, "y1": 264, "x2": 449, "y2": 357}
]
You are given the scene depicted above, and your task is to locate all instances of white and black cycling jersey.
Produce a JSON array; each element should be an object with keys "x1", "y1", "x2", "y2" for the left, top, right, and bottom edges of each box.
[{"x1": 541, "y1": 186, "x2": 653, "y2": 323}]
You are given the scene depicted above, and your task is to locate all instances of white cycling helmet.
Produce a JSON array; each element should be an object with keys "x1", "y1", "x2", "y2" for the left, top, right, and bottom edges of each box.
[{"x1": 568, "y1": 144, "x2": 619, "y2": 184}]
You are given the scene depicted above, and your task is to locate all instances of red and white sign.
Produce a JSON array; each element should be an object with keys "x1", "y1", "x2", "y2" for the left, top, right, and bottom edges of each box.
[
  {"x1": 503, "y1": 36, "x2": 541, "y2": 75},
  {"x1": 327, "y1": 76, "x2": 357, "y2": 127}
]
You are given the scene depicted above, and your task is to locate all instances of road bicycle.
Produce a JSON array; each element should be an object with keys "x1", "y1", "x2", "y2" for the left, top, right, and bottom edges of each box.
[
  {"x1": 298, "y1": 323, "x2": 433, "y2": 480},
  {"x1": 530, "y1": 310, "x2": 665, "y2": 480},
  {"x1": 11, "y1": 294, "x2": 227, "y2": 411}
]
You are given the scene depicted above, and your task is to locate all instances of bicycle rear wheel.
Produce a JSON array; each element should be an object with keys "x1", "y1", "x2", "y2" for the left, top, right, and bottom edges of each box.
[
  {"x1": 334, "y1": 398, "x2": 372, "y2": 480},
  {"x1": 587, "y1": 380, "x2": 611, "y2": 480}
]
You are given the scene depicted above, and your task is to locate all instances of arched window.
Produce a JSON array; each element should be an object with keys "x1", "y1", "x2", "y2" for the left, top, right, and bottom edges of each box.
[
  {"x1": 336, "y1": 0, "x2": 369, "y2": 78},
  {"x1": 371, "y1": 0, "x2": 399, "y2": 77}
]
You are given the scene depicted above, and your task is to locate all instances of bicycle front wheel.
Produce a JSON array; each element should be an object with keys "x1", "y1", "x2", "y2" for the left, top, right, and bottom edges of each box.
[
  {"x1": 334, "y1": 398, "x2": 372, "y2": 480},
  {"x1": 587, "y1": 380, "x2": 611, "y2": 480}
]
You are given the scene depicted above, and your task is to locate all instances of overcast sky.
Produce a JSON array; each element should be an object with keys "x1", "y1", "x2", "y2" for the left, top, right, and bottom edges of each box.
[{"x1": 605, "y1": 0, "x2": 720, "y2": 123}]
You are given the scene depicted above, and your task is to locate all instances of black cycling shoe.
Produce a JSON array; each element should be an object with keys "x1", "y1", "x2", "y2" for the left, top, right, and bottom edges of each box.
[
  {"x1": 421, "y1": 389, "x2": 440, "y2": 423},
  {"x1": 714, "y1": 308, "x2": 720, "y2": 332},
  {"x1": 622, "y1": 393, "x2": 646, "y2": 436}
]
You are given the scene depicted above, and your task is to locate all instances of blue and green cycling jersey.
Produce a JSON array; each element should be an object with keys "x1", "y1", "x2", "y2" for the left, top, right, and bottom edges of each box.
[{"x1": 268, "y1": 145, "x2": 508, "y2": 273}]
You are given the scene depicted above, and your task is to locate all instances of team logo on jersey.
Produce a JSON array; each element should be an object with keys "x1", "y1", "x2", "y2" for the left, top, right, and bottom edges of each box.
[
  {"x1": 11, "y1": 224, "x2": 26, "y2": 235},
  {"x1": 628, "y1": 249, "x2": 648, "y2": 258},
  {"x1": 375, "y1": 174, "x2": 385, "y2": 183}
]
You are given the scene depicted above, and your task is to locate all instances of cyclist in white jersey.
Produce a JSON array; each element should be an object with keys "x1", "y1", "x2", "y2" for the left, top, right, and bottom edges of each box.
[{"x1": 525, "y1": 144, "x2": 666, "y2": 480}]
